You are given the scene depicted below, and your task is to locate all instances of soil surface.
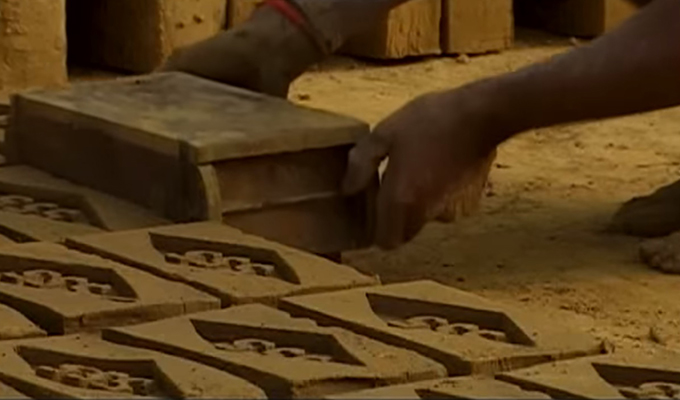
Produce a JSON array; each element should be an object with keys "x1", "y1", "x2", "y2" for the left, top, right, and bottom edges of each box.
[{"x1": 287, "y1": 29, "x2": 680, "y2": 357}]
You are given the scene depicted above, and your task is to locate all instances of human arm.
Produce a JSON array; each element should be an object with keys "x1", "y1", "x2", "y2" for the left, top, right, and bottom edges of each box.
[
  {"x1": 160, "y1": 0, "x2": 410, "y2": 97},
  {"x1": 343, "y1": 0, "x2": 680, "y2": 249}
]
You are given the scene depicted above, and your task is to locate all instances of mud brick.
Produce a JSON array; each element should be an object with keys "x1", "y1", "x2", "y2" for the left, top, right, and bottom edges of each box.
[
  {"x1": 227, "y1": 0, "x2": 262, "y2": 27},
  {"x1": 103, "y1": 304, "x2": 447, "y2": 398},
  {"x1": 0, "y1": 334, "x2": 266, "y2": 398},
  {"x1": 280, "y1": 280, "x2": 604, "y2": 376},
  {"x1": 0, "y1": 166, "x2": 168, "y2": 244},
  {"x1": 7, "y1": 72, "x2": 376, "y2": 254},
  {"x1": 495, "y1": 352, "x2": 680, "y2": 399},
  {"x1": 66, "y1": 0, "x2": 226, "y2": 73},
  {"x1": 0, "y1": 0, "x2": 67, "y2": 94},
  {"x1": 0, "y1": 242, "x2": 219, "y2": 335},
  {"x1": 514, "y1": 0, "x2": 642, "y2": 38},
  {"x1": 327, "y1": 376, "x2": 556, "y2": 399},
  {"x1": 0, "y1": 304, "x2": 45, "y2": 341},
  {"x1": 341, "y1": 0, "x2": 441, "y2": 59},
  {"x1": 66, "y1": 222, "x2": 379, "y2": 307},
  {"x1": 442, "y1": 0, "x2": 514, "y2": 55}
]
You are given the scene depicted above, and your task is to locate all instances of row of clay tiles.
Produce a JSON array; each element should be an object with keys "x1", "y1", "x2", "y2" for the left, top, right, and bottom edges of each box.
[
  {"x1": 0, "y1": 0, "x2": 638, "y2": 96},
  {"x1": 0, "y1": 212, "x2": 676, "y2": 398}
]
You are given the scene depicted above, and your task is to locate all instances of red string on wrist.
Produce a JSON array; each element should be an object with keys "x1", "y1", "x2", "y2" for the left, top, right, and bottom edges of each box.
[{"x1": 263, "y1": 0, "x2": 307, "y2": 29}]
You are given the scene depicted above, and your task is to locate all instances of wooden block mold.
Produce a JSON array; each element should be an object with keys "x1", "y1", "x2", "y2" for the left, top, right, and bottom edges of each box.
[
  {"x1": 7, "y1": 72, "x2": 377, "y2": 254},
  {"x1": 0, "y1": 242, "x2": 219, "y2": 334},
  {"x1": 0, "y1": 165, "x2": 167, "y2": 245},
  {"x1": 0, "y1": 335, "x2": 266, "y2": 398},
  {"x1": 103, "y1": 304, "x2": 448, "y2": 398},
  {"x1": 280, "y1": 280, "x2": 605, "y2": 376},
  {"x1": 67, "y1": 222, "x2": 379, "y2": 307}
]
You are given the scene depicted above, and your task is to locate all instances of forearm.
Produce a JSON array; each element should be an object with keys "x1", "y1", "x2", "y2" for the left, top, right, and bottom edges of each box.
[{"x1": 459, "y1": 0, "x2": 680, "y2": 151}]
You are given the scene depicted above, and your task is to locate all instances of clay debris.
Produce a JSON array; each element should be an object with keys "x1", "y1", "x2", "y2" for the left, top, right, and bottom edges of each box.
[
  {"x1": 67, "y1": 221, "x2": 378, "y2": 306},
  {"x1": 103, "y1": 304, "x2": 447, "y2": 398}
]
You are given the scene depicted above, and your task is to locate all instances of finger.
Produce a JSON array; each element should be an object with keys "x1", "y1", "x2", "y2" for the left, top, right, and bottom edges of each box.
[
  {"x1": 375, "y1": 174, "x2": 407, "y2": 249},
  {"x1": 374, "y1": 162, "x2": 427, "y2": 249},
  {"x1": 342, "y1": 129, "x2": 391, "y2": 196}
]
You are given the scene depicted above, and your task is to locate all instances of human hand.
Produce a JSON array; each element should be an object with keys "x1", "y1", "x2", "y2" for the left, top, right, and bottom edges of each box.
[{"x1": 343, "y1": 90, "x2": 497, "y2": 249}]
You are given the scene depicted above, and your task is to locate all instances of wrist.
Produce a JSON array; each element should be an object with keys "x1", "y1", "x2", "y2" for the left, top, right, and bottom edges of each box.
[
  {"x1": 247, "y1": 5, "x2": 326, "y2": 87},
  {"x1": 438, "y1": 78, "x2": 523, "y2": 155}
]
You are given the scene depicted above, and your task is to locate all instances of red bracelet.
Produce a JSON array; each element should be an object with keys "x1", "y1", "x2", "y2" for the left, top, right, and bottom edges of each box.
[
  {"x1": 263, "y1": 0, "x2": 307, "y2": 28},
  {"x1": 260, "y1": 0, "x2": 330, "y2": 55}
]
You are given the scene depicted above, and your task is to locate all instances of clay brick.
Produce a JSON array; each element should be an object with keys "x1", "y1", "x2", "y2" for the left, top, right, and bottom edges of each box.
[
  {"x1": 0, "y1": 334, "x2": 266, "y2": 398},
  {"x1": 514, "y1": 0, "x2": 641, "y2": 37},
  {"x1": 227, "y1": 0, "x2": 261, "y2": 27},
  {"x1": 0, "y1": 166, "x2": 168, "y2": 244},
  {"x1": 7, "y1": 72, "x2": 377, "y2": 254},
  {"x1": 0, "y1": 242, "x2": 219, "y2": 334},
  {"x1": 66, "y1": 222, "x2": 379, "y2": 307},
  {"x1": 0, "y1": 382, "x2": 28, "y2": 399},
  {"x1": 442, "y1": 0, "x2": 514, "y2": 55},
  {"x1": 0, "y1": 304, "x2": 45, "y2": 341},
  {"x1": 327, "y1": 376, "x2": 554, "y2": 399},
  {"x1": 280, "y1": 280, "x2": 604, "y2": 376},
  {"x1": 496, "y1": 352, "x2": 680, "y2": 399},
  {"x1": 66, "y1": 0, "x2": 227, "y2": 73},
  {"x1": 103, "y1": 304, "x2": 448, "y2": 398},
  {"x1": 0, "y1": 0, "x2": 67, "y2": 94},
  {"x1": 341, "y1": 0, "x2": 441, "y2": 59}
]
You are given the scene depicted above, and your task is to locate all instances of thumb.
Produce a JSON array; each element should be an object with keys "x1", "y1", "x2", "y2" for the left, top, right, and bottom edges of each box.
[{"x1": 342, "y1": 130, "x2": 392, "y2": 195}]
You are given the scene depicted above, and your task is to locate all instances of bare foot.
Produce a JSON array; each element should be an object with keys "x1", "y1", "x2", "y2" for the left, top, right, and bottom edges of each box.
[
  {"x1": 640, "y1": 232, "x2": 680, "y2": 274},
  {"x1": 609, "y1": 179, "x2": 680, "y2": 237}
]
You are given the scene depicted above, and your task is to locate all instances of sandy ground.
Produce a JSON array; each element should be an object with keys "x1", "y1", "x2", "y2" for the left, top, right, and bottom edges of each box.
[{"x1": 289, "y1": 30, "x2": 680, "y2": 357}]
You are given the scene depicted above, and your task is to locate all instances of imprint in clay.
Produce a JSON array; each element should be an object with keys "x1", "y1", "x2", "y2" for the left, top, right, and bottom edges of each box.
[
  {"x1": 165, "y1": 251, "x2": 277, "y2": 277},
  {"x1": 0, "y1": 334, "x2": 266, "y2": 399},
  {"x1": 618, "y1": 382, "x2": 680, "y2": 399},
  {"x1": 368, "y1": 293, "x2": 530, "y2": 347},
  {"x1": 0, "y1": 194, "x2": 90, "y2": 225},
  {"x1": 387, "y1": 316, "x2": 509, "y2": 343},
  {"x1": 212, "y1": 338, "x2": 333, "y2": 363},
  {"x1": 0, "y1": 269, "x2": 134, "y2": 303},
  {"x1": 494, "y1": 354, "x2": 680, "y2": 399},
  {"x1": 280, "y1": 280, "x2": 604, "y2": 376},
  {"x1": 67, "y1": 222, "x2": 378, "y2": 307},
  {"x1": 34, "y1": 363, "x2": 159, "y2": 396},
  {"x1": 103, "y1": 304, "x2": 447, "y2": 398}
]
